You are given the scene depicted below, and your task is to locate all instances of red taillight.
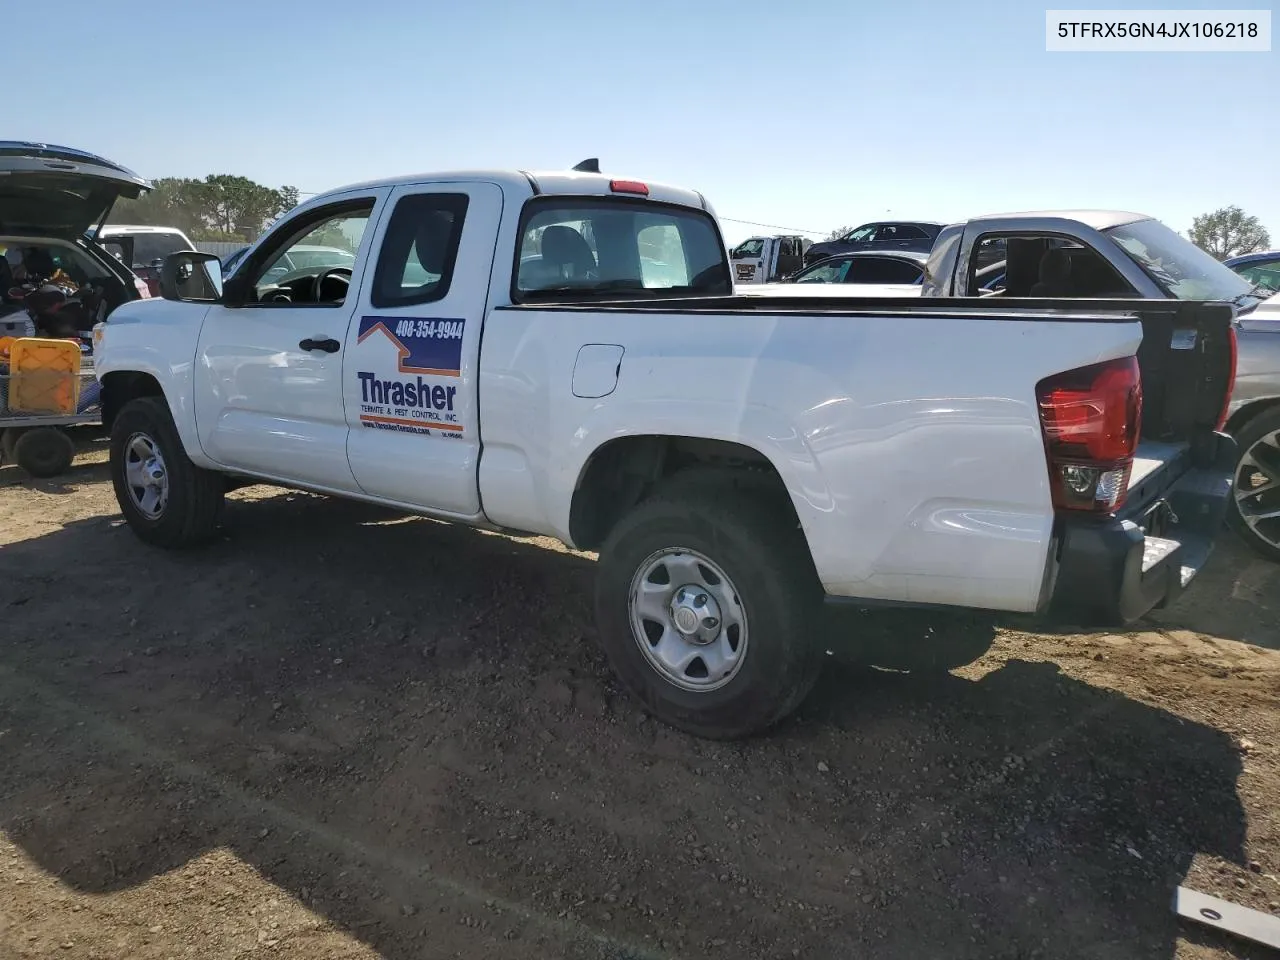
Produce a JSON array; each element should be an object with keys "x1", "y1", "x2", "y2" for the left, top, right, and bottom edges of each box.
[
  {"x1": 1216, "y1": 323, "x2": 1238, "y2": 431},
  {"x1": 609, "y1": 179, "x2": 649, "y2": 196},
  {"x1": 1036, "y1": 356, "x2": 1142, "y2": 513}
]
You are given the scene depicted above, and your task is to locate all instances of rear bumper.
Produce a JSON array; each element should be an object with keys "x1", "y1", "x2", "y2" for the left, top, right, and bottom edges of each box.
[{"x1": 1041, "y1": 432, "x2": 1236, "y2": 626}]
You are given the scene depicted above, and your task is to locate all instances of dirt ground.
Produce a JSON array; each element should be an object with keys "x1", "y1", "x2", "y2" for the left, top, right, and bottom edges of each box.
[{"x1": 1, "y1": 431, "x2": 1278, "y2": 960}]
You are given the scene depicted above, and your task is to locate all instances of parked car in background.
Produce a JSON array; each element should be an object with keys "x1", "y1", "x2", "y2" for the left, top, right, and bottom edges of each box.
[
  {"x1": 802, "y1": 220, "x2": 943, "y2": 267},
  {"x1": 736, "y1": 252, "x2": 1005, "y2": 298},
  {"x1": 97, "y1": 224, "x2": 195, "y2": 296},
  {"x1": 221, "y1": 243, "x2": 355, "y2": 285},
  {"x1": 0, "y1": 141, "x2": 153, "y2": 318},
  {"x1": 735, "y1": 251, "x2": 929, "y2": 297},
  {"x1": 1223, "y1": 290, "x2": 1280, "y2": 561},
  {"x1": 728, "y1": 235, "x2": 809, "y2": 283},
  {"x1": 1225, "y1": 249, "x2": 1280, "y2": 295},
  {"x1": 788, "y1": 250, "x2": 927, "y2": 285}
]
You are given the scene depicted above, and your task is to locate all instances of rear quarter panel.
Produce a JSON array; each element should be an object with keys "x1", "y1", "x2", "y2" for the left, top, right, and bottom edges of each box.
[{"x1": 478, "y1": 305, "x2": 1143, "y2": 613}]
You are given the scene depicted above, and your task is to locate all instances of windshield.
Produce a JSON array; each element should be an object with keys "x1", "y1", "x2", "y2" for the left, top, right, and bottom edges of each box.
[
  {"x1": 1104, "y1": 219, "x2": 1255, "y2": 302},
  {"x1": 516, "y1": 199, "x2": 730, "y2": 299},
  {"x1": 731, "y1": 238, "x2": 764, "y2": 259}
]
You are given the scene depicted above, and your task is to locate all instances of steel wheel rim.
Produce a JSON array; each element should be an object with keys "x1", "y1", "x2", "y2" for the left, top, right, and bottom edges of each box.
[
  {"x1": 628, "y1": 547, "x2": 749, "y2": 692},
  {"x1": 1235, "y1": 429, "x2": 1280, "y2": 549},
  {"x1": 123, "y1": 432, "x2": 170, "y2": 520}
]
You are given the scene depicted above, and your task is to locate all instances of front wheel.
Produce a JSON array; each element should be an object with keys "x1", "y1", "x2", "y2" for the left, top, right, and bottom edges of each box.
[
  {"x1": 110, "y1": 396, "x2": 226, "y2": 548},
  {"x1": 594, "y1": 483, "x2": 824, "y2": 739},
  {"x1": 1228, "y1": 406, "x2": 1280, "y2": 563}
]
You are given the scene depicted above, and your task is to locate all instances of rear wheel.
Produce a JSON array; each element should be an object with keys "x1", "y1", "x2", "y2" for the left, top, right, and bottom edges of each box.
[
  {"x1": 110, "y1": 396, "x2": 225, "y2": 547},
  {"x1": 594, "y1": 481, "x2": 823, "y2": 739},
  {"x1": 1228, "y1": 406, "x2": 1280, "y2": 563}
]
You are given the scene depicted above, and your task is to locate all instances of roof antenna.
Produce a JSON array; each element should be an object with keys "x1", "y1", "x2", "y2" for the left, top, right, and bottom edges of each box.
[{"x1": 572, "y1": 158, "x2": 600, "y2": 173}]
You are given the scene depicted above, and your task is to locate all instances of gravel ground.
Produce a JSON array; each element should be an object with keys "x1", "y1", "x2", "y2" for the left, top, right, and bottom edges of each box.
[{"x1": 0, "y1": 431, "x2": 1278, "y2": 960}]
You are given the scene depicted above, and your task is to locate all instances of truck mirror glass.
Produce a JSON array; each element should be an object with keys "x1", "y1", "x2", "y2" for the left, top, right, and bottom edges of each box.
[{"x1": 160, "y1": 252, "x2": 223, "y2": 303}]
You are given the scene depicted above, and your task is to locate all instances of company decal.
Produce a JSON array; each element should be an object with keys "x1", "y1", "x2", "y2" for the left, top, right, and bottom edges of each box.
[{"x1": 353, "y1": 316, "x2": 466, "y2": 437}]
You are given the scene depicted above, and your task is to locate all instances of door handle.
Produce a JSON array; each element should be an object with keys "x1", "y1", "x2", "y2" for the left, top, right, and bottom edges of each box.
[{"x1": 299, "y1": 337, "x2": 340, "y2": 353}]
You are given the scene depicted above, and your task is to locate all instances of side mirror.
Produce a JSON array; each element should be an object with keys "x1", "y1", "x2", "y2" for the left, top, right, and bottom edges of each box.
[{"x1": 160, "y1": 251, "x2": 223, "y2": 303}]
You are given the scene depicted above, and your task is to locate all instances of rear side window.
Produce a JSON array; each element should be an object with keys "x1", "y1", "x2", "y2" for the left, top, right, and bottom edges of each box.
[
  {"x1": 371, "y1": 193, "x2": 469, "y2": 308},
  {"x1": 128, "y1": 232, "x2": 192, "y2": 267},
  {"x1": 887, "y1": 224, "x2": 931, "y2": 241},
  {"x1": 514, "y1": 198, "x2": 730, "y2": 300},
  {"x1": 796, "y1": 258, "x2": 852, "y2": 283},
  {"x1": 846, "y1": 257, "x2": 924, "y2": 284},
  {"x1": 1237, "y1": 260, "x2": 1280, "y2": 294}
]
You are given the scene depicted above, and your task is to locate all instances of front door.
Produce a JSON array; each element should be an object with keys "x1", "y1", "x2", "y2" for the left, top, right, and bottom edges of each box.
[
  {"x1": 342, "y1": 181, "x2": 504, "y2": 517},
  {"x1": 192, "y1": 191, "x2": 387, "y2": 491}
]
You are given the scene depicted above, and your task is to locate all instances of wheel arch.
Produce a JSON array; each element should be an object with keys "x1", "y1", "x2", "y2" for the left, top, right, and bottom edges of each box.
[
  {"x1": 567, "y1": 432, "x2": 826, "y2": 553},
  {"x1": 1225, "y1": 396, "x2": 1280, "y2": 438},
  {"x1": 100, "y1": 370, "x2": 165, "y2": 432}
]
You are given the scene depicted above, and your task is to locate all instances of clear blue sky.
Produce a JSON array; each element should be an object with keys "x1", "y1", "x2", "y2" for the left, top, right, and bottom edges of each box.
[{"x1": 8, "y1": 0, "x2": 1277, "y2": 244}]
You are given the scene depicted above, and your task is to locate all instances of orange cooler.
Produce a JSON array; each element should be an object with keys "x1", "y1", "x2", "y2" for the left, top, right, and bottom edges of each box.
[{"x1": 8, "y1": 338, "x2": 82, "y2": 415}]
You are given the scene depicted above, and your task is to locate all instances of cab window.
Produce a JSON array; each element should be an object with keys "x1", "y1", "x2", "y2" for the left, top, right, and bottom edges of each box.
[
  {"x1": 970, "y1": 233, "x2": 1136, "y2": 298},
  {"x1": 370, "y1": 193, "x2": 469, "y2": 308},
  {"x1": 515, "y1": 198, "x2": 729, "y2": 299}
]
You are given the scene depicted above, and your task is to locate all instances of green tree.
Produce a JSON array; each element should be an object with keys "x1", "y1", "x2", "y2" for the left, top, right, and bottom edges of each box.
[
  {"x1": 108, "y1": 174, "x2": 295, "y2": 241},
  {"x1": 1189, "y1": 206, "x2": 1271, "y2": 261},
  {"x1": 825, "y1": 225, "x2": 853, "y2": 241},
  {"x1": 108, "y1": 177, "x2": 204, "y2": 234},
  {"x1": 195, "y1": 175, "x2": 290, "y2": 239}
]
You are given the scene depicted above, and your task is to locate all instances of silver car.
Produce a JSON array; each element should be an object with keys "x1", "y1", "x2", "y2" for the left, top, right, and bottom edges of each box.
[{"x1": 1226, "y1": 290, "x2": 1280, "y2": 561}]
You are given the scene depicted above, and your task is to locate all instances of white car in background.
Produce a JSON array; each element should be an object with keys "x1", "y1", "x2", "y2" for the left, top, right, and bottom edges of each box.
[
  {"x1": 736, "y1": 250, "x2": 929, "y2": 297},
  {"x1": 97, "y1": 224, "x2": 196, "y2": 267},
  {"x1": 222, "y1": 243, "x2": 357, "y2": 286}
]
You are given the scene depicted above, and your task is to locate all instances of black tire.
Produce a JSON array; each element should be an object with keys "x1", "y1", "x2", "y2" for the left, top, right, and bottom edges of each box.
[
  {"x1": 11, "y1": 427, "x2": 75, "y2": 478},
  {"x1": 1227, "y1": 405, "x2": 1280, "y2": 563},
  {"x1": 110, "y1": 396, "x2": 225, "y2": 548},
  {"x1": 594, "y1": 482, "x2": 824, "y2": 739}
]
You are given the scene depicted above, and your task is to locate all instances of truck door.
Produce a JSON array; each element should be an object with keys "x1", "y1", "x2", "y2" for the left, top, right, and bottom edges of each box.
[
  {"x1": 342, "y1": 181, "x2": 503, "y2": 517},
  {"x1": 775, "y1": 237, "x2": 803, "y2": 278},
  {"x1": 191, "y1": 190, "x2": 388, "y2": 491}
]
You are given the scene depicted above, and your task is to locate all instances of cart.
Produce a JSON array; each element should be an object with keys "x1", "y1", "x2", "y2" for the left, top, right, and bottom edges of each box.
[{"x1": 0, "y1": 354, "x2": 101, "y2": 478}]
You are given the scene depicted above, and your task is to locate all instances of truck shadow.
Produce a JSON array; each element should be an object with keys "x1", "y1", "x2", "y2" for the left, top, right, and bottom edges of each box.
[
  {"x1": 1004, "y1": 533, "x2": 1280, "y2": 653},
  {"x1": 0, "y1": 492, "x2": 1249, "y2": 959}
]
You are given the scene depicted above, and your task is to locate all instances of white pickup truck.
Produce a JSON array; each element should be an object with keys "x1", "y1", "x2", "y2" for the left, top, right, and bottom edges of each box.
[{"x1": 93, "y1": 167, "x2": 1238, "y2": 738}]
